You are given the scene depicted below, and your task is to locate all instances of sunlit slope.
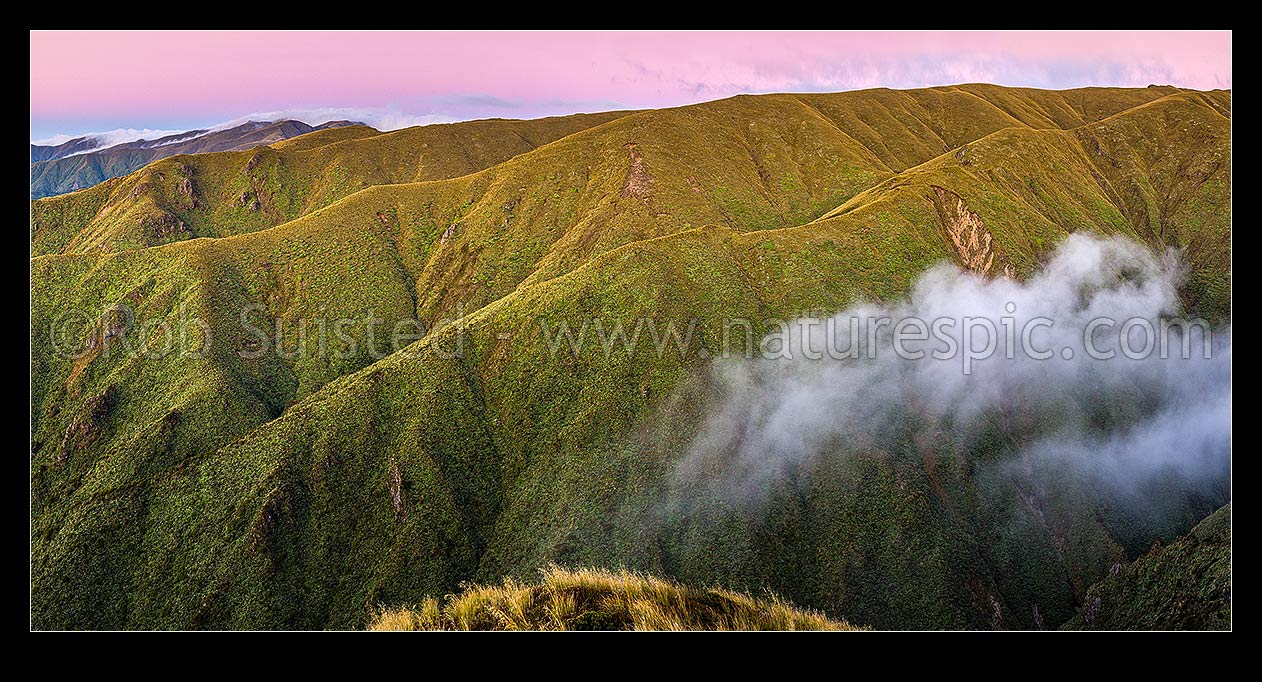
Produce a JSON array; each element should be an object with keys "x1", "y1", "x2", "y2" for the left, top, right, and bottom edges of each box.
[
  {"x1": 30, "y1": 112, "x2": 631, "y2": 257},
  {"x1": 792, "y1": 83, "x2": 1188, "y2": 170},
  {"x1": 54, "y1": 85, "x2": 1213, "y2": 326},
  {"x1": 32, "y1": 222, "x2": 941, "y2": 628},
  {"x1": 812, "y1": 91, "x2": 1230, "y2": 316},
  {"x1": 266, "y1": 124, "x2": 383, "y2": 152},
  {"x1": 31, "y1": 85, "x2": 1186, "y2": 260},
  {"x1": 30, "y1": 85, "x2": 1230, "y2": 630}
]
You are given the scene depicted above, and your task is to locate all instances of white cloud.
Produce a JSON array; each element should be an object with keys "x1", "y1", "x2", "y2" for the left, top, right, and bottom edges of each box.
[
  {"x1": 31, "y1": 127, "x2": 189, "y2": 150},
  {"x1": 32, "y1": 107, "x2": 459, "y2": 149},
  {"x1": 672, "y1": 234, "x2": 1230, "y2": 527},
  {"x1": 207, "y1": 107, "x2": 457, "y2": 133}
]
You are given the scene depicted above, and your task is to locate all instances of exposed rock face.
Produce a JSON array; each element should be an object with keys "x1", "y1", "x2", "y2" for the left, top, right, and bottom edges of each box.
[
  {"x1": 175, "y1": 167, "x2": 199, "y2": 210},
  {"x1": 143, "y1": 213, "x2": 193, "y2": 243},
  {"x1": 388, "y1": 460, "x2": 407, "y2": 523},
  {"x1": 441, "y1": 223, "x2": 458, "y2": 245},
  {"x1": 245, "y1": 150, "x2": 265, "y2": 173},
  {"x1": 248, "y1": 486, "x2": 294, "y2": 577},
  {"x1": 240, "y1": 191, "x2": 260, "y2": 212},
  {"x1": 56, "y1": 384, "x2": 118, "y2": 465},
  {"x1": 954, "y1": 145, "x2": 972, "y2": 165},
  {"x1": 621, "y1": 142, "x2": 653, "y2": 199},
  {"x1": 930, "y1": 185, "x2": 995, "y2": 276},
  {"x1": 1083, "y1": 596, "x2": 1102, "y2": 625}
]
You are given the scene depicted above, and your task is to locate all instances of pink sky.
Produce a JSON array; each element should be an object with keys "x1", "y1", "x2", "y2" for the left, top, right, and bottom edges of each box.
[{"x1": 30, "y1": 31, "x2": 1231, "y2": 141}]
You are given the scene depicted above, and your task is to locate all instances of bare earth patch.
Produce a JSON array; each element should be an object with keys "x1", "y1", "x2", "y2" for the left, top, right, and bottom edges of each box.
[
  {"x1": 931, "y1": 185, "x2": 995, "y2": 275},
  {"x1": 621, "y1": 142, "x2": 654, "y2": 199}
]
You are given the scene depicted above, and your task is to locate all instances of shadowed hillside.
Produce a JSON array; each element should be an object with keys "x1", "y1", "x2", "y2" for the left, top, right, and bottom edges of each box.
[
  {"x1": 1065, "y1": 504, "x2": 1231, "y2": 630},
  {"x1": 29, "y1": 84, "x2": 1231, "y2": 630}
]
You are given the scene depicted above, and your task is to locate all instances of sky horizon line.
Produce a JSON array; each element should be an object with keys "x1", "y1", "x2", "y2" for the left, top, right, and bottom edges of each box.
[
  {"x1": 31, "y1": 30, "x2": 1231, "y2": 143},
  {"x1": 30, "y1": 78, "x2": 1233, "y2": 147}
]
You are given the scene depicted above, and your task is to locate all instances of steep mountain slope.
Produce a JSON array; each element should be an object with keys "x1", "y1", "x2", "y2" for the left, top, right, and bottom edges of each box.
[
  {"x1": 30, "y1": 120, "x2": 368, "y2": 199},
  {"x1": 813, "y1": 90, "x2": 1231, "y2": 318},
  {"x1": 1065, "y1": 504, "x2": 1230, "y2": 630},
  {"x1": 30, "y1": 85, "x2": 1231, "y2": 630}
]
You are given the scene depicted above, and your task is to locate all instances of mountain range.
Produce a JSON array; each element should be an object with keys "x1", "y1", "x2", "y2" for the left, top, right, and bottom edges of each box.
[
  {"x1": 30, "y1": 120, "x2": 366, "y2": 199},
  {"x1": 30, "y1": 84, "x2": 1231, "y2": 630}
]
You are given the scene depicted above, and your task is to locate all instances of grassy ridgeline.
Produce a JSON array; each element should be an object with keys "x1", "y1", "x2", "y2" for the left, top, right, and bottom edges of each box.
[
  {"x1": 30, "y1": 111, "x2": 630, "y2": 257},
  {"x1": 370, "y1": 566, "x2": 858, "y2": 631}
]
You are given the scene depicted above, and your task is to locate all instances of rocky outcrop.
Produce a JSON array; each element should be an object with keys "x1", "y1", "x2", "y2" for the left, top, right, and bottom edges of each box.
[
  {"x1": 174, "y1": 164, "x2": 200, "y2": 210},
  {"x1": 56, "y1": 384, "x2": 117, "y2": 466},
  {"x1": 143, "y1": 213, "x2": 193, "y2": 243},
  {"x1": 245, "y1": 149, "x2": 266, "y2": 173},
  {"x1": 388, "y1": 459, "x2": 407, "y2": 523},
  {"x1": 239, "y1": 190, "x2": 260, "y2": 212}
]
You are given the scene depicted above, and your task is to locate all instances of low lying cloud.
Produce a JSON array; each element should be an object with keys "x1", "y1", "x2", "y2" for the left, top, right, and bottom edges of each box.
[
  {"x1": 208, "y1": 107, "x2": 457, "y2": 133},
  {"x1": 33, "y1": 108, "x2": 462, "y2": 149},
  {"x1": 673, "y1": 234, "x2": 1230, "y2": 523},
  {"x1": 31, "y1": 127, "x2": 188, "y2": 151}
]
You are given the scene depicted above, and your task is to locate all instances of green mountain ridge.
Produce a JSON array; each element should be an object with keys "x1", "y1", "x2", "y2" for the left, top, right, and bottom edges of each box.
[{"x1": 30, "y1": 84, "x2": 1231, "y2": 630}]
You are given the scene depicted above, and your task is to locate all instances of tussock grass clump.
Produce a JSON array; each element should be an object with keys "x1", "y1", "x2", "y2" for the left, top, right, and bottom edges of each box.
[{"x1": 369, "y1": 566, "x2": 858, "y2": 631}]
